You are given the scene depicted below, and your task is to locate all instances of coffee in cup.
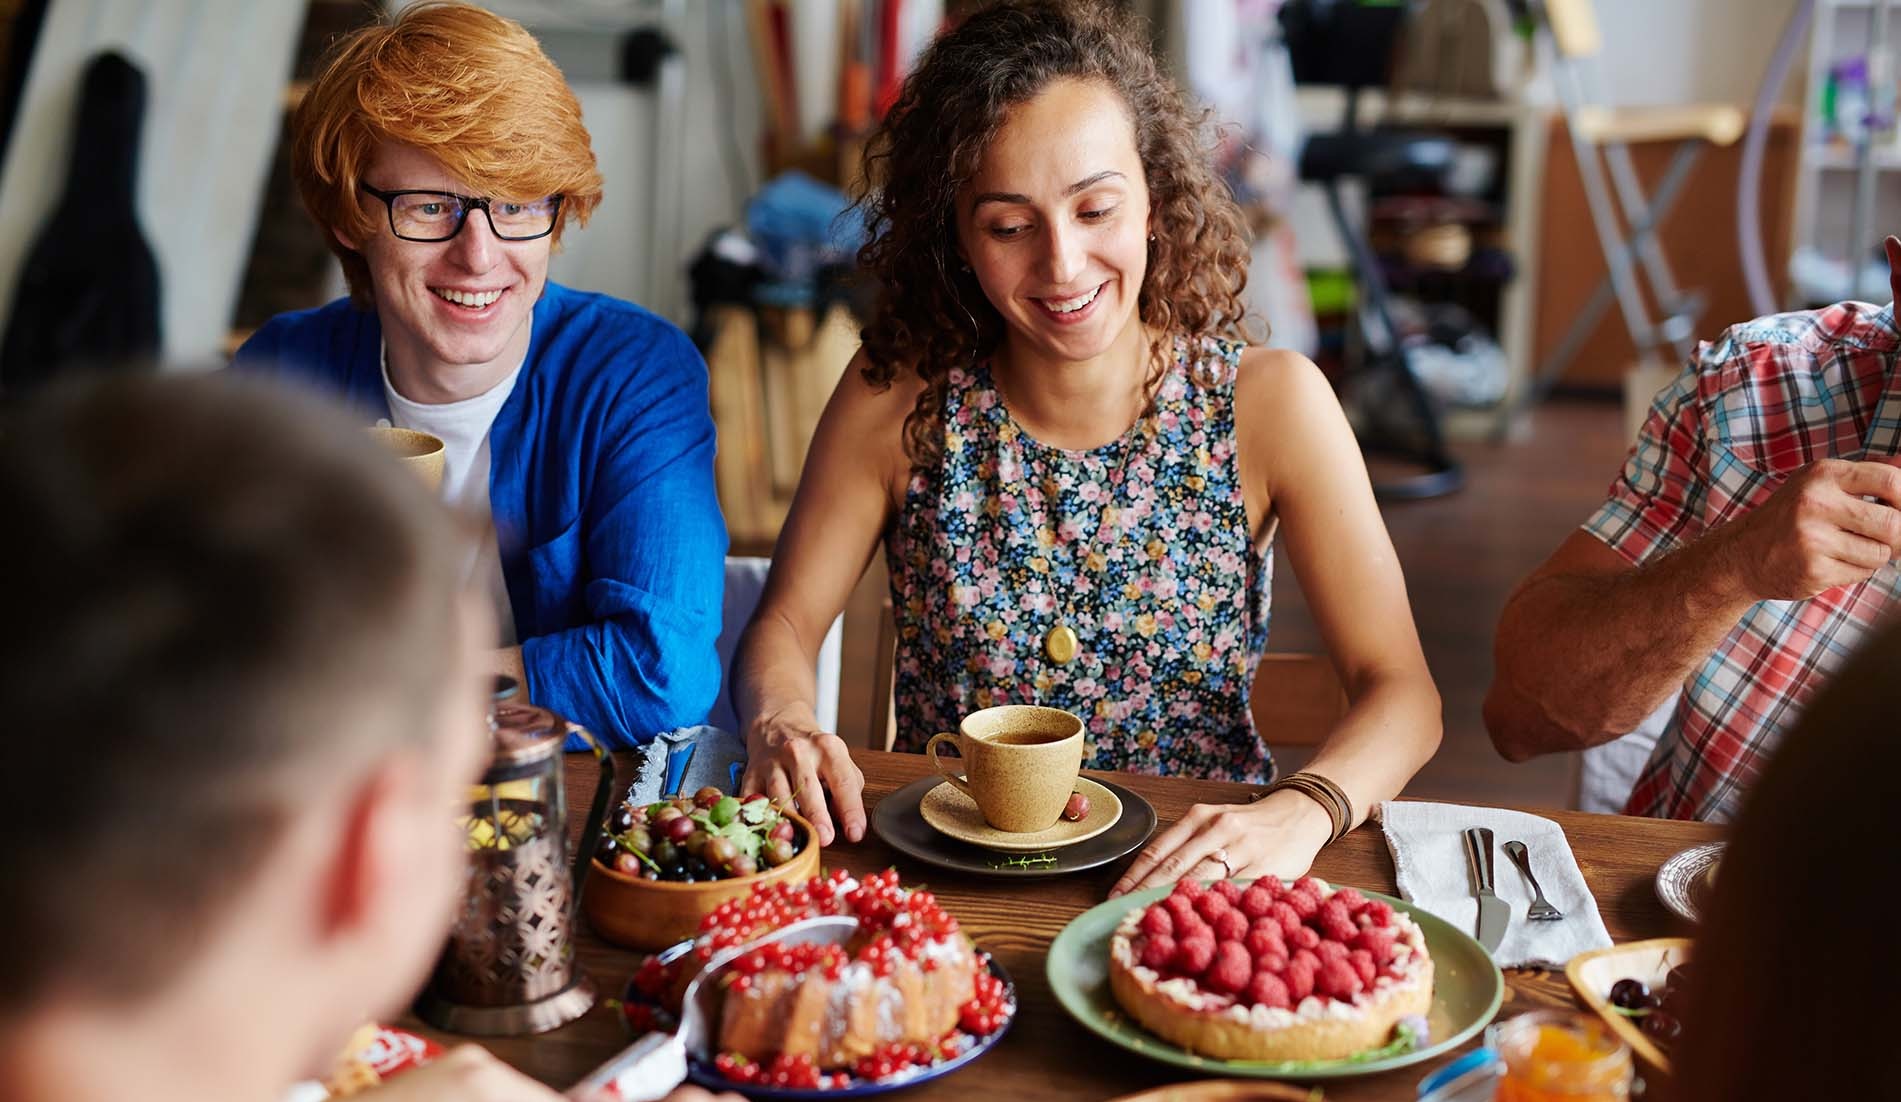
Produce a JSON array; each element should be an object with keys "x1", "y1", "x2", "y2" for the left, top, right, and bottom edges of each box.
[{"x1": 924, "y1": 705, "x2": 1085, "y2": 832}]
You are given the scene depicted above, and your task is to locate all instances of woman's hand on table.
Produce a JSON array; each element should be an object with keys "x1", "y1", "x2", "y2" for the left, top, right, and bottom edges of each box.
[
  {"x1": 1110, "y1": 789, "x2": 1334, "y2": 897},
  {"x1": 740, "y1": 707, "x2": 866, "y2": 845}
]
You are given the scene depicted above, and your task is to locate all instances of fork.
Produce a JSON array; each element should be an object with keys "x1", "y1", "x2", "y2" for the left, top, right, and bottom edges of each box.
[{"x1": 1503, "y1": 840, "x2": 1565, "y2": 922}]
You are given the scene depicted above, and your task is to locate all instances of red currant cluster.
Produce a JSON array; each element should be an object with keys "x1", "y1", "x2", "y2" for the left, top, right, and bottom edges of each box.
[
  {"x1": 712, "y1": 1051, "x2": 848, "y2": 1090},
  {"x1": 957, "y1": 964, "x2": 1011, "y2": 1036},
  {"x1": 693, "y1": 870, "x2": 853, "y2": 961},
  {"x1": 849, "y1": 1041, "x2": 940, "y2": 1081},
  {"x1": 840, "y1": 870, "x2": 959, "y2": 964},
  {"x1": 618, "y1": 1000, "x2": 665, "y2": 1035},
  {"x1": 725, "y1": 940, "x2": 852, "y2": 991},
  {"x1": 631, "y1": 955, "x2": 671, "y2": 1000}
]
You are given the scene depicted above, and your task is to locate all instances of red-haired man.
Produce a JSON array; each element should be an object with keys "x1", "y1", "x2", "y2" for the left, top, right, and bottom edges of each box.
[{"x1": 236, "y1": 2, "x2": 724, "y2": 752}]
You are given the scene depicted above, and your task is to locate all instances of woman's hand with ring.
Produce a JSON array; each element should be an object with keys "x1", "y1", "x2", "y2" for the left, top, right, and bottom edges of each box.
[
  {"x1": 1110, "y1": 790, "x2": 1333, "y2": 897},
  {"x1": 739, "y1": 706, "x2": 866, "y2": 845}
]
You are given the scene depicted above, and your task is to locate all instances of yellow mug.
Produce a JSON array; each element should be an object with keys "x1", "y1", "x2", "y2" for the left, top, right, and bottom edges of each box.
[
  {"x1": 925, "y1": 704, "x2": 1084, "y2": 833},
  {"x1": 366, "y1": 426, "x2": 445, "y2": 493}
]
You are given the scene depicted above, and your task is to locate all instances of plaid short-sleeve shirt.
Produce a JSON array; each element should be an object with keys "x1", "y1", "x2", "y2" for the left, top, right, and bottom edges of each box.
[{"x1": 1584, "y1": 302, "x2": 1901, "y2": 822}]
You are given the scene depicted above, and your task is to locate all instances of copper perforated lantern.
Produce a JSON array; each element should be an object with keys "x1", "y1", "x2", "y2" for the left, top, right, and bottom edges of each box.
[{"x1": 415, "y1": 678, "x2": 615, "y2": 1035}]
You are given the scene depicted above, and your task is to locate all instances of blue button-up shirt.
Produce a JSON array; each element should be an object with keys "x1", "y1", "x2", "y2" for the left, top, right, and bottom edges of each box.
[{"x1": 235, "y1": 282, "x2": 726, "y2": 748}]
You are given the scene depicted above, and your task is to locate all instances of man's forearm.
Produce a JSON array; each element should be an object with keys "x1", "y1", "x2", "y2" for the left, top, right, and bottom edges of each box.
[{"x1": 1488, "y1": 531, "x2": 1757, "y2": 759}]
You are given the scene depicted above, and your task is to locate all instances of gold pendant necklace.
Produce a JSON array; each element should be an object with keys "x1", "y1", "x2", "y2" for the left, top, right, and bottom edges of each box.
[
  {"x1": 1044, "y1": 623, "x2": 1080, "y2": 664},
  {"x1": 1043, "y1": 428, "x2": 1144, "y2": 667}
]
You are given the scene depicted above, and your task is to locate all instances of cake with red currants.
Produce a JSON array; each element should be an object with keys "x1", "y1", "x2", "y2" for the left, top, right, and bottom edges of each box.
[
  {"x1": 1108, "y1": 876, "x2": 1433, "y2": 1062},
  {"x1": 629, "y1": 870, "x2": 1012, "y2": 1089}
]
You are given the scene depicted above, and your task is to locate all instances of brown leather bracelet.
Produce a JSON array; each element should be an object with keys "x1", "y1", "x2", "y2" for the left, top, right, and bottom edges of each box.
[{"x1": 1253, "y1": 771, "x2": 1354, "y2": 844}]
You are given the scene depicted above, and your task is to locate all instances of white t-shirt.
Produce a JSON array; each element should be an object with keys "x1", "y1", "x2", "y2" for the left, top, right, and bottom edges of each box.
[{"x1": 381, "y1": 346, "x2": 524, "y2": 644}]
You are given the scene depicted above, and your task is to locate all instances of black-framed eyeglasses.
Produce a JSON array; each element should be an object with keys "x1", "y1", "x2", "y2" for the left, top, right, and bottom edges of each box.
[{"x1": 360, "y1": 184, "x2": 563, "y2": 242}]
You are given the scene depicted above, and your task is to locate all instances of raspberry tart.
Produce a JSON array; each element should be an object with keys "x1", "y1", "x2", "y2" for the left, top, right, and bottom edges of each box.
[
  {"x1": 1108, "y1": 876, "x2": 1432, "y2": 1062},
  {"x1": 628, "y1": 869, "x2": 1012, "y2": 1089}
]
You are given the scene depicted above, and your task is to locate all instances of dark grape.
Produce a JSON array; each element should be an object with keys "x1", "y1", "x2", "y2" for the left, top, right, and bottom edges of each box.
[
  {"x1": 1642, "y1": 1010, "x2": 1681, "y2": 1044},
  {"x1": 662, "y1": 815, "x2": 695, "y2": 843},
  {"x1": 611, "y1": 805, "x2": 636, "y2": 833},
  {"x1": 651, "y1": 839, "x2": 681, "y2": 866},
  {"x1": 1609, "y1": 978, "x2": 1652, "y2": 1011},
  {"x1": 685, "y1": 857, "x2": 711, "y2": 879},
  {"x1": 663, "y1": 861, "x2": 687, "y2": 880},
  {"x1": 1659, "y1": 983, "x2": 1687, "y2": 1015},
  {"x1": 596, "y1": 836, "x2": 620, "y2": 860},
  {"x1": 684, "y1": 829, "x2": 712, "y2": 856}
]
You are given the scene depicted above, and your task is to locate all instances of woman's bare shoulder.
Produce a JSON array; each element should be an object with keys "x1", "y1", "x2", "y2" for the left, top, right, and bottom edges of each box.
[
  {"x1": 1233, "y1": 345, "x2": 1329, "y2": 401},
  {"x1": 812, "y1": 348, "x2": 931, "y2": 501}
]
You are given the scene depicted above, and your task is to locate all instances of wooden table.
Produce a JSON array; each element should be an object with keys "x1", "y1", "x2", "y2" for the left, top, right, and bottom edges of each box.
[{"x1": 417, "y1": 749, "x2": 1720, "y2": 1100}]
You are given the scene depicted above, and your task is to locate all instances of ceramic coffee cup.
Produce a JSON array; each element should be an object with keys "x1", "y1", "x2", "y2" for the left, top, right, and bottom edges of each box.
[
  {"x1": 924, "y1": 705, "x2": 1085, "y2": 833},
  {"x1": 367, "y1": 426, "x2": 445, "y2": 492}
]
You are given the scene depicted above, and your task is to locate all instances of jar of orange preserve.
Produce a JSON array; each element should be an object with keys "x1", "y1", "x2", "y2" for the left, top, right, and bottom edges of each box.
[{"x1": 1490, "y1": 1010, "x2": 1634, "y2": 1102}]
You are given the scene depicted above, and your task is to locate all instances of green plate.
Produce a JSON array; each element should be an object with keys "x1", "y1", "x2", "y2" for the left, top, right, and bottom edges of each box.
[{"x1": 1046, "y1": 883, "x2": 1503, "y2": 1080}]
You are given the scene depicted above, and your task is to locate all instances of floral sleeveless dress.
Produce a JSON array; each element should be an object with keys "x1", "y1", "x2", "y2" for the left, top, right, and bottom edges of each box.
[{"x1": 885, "y1": 337, "x2": 1275, "y2": 782}]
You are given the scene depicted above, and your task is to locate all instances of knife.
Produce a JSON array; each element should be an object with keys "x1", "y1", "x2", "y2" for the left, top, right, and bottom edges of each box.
[{"x1": 1463, "y1": 826, "x2": 1509, "y2": 954}]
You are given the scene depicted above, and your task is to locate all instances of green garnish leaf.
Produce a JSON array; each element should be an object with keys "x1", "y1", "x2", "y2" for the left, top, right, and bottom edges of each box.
[
  {"x1": 988, "y1": 852, "x2": 1059, "y2": 868},
  {"x1": 739, "y1": 799, "x2": 776, "y2": 826}
]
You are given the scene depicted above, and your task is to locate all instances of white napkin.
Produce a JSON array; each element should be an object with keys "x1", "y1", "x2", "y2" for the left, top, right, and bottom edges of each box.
[{"x1": 1376, "y1": 801, "x2": 1613, "y2": 968}]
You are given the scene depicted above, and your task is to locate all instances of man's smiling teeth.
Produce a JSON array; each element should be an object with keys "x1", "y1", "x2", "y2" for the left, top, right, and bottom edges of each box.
[
  {"x1": 433, "y1": 287, "x2": 502, "y2": 308},
  {"x1": 1042, "y1": 284, "x2": 1101, "y2": 313}
]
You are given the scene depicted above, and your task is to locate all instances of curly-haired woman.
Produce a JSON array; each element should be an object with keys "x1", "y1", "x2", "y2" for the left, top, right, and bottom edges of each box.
[{"x1": 734, "y1": 0, "x2": 1440, "y2": 892}]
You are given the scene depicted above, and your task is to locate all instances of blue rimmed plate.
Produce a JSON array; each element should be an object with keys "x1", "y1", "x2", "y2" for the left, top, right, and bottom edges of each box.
[
  {"x1": 1046, "y1": 884, "x2": 1502, "y2": 1080},
  {"x1": 619, "y1": 947, "x2": 1016, "y2": 1099}
]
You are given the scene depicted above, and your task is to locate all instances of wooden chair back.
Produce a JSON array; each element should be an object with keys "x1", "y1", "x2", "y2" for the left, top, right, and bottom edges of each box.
[
  {"x1": 863, "y1": 599, "x2": 1344, "y2": 755},
  {"x1": 868, "y1": 595, "x2": 899, "y2": 750},
  {"x1": 1543, "y1": 0, "x2": 1602, "y2": 60}
]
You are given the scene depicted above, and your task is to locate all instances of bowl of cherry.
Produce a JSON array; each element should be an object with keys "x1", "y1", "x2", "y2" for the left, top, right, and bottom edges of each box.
[
  {"x1": 1563, "y1": 936, "x2": 1690, "y2": 1074},
  {"x1": 584, "y1": 786, "x2": 819, "y2": 950}
]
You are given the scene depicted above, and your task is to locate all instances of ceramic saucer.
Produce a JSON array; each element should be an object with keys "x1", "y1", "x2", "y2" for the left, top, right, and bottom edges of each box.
[
  {"x1": 918, "y1": 776, "x2": 1121, "y2": 852},
  {"x1": 872, "y1": 775, "x2": 1156, "y2": 878}
]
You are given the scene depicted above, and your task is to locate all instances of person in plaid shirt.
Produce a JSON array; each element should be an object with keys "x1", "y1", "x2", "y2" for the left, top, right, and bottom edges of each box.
[{"x1": 1484, "y1": 238, "x2": 1901, "y2": 822}]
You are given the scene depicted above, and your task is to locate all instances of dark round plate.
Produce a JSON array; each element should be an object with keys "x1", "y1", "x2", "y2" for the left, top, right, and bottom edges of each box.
[
  {"x1": 871, "y1": 774, "x2": 1157, "y2": 878},
  {"x1": 619, "y1": 949, "x2": 1016, "y2": 1099}
]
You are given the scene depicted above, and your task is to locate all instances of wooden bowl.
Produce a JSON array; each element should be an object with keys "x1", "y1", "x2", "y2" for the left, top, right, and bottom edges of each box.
[
  {"x1": 1565, "y1": 937, "x2": 1691, "y2": 1075},
  {"x1": 582, "y1": 810, "x2": 822, "y2": 950}
]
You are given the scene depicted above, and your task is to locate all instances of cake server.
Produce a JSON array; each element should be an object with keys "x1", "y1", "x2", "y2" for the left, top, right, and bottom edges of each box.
[
  {"x1": 566, "y1": 914, "x2": 859, "y2": 1101},
  {"x1": 1462, "y1": 826, "x2": 1510, "y2": 954}
]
